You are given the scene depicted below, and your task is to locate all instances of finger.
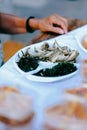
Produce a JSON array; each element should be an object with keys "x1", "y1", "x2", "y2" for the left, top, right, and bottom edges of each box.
[
  {"x1": 44, "y1": 25, "x2": 65, "y2": 34},
  {"x1": 57, "y1": 20, "x2": 68, "y2": 33},
  {"x1": 53, "y1": 18, "x2": 68, "y2": 34},
  {"x1": 54, "y1": 14, "x2": 68, "y2": 28},
  {"x1": 55, "y1": 15, "x2": 68, "y2": 32},
  {"x1": 51, "y1": 14, "x2": 68, "y2": 33}
]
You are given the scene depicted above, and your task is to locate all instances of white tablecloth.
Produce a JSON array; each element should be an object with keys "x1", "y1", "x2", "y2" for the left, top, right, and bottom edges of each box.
[{"x1": 0, "y1": 25, "x2": 87, "y2": 130}]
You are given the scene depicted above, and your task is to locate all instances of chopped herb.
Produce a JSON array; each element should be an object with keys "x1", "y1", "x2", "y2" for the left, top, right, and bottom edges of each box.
[
  {"x1": 34, "y1": 62, "x2": 77, "y2": 77},
  {"x1": 17, "y1": 51, "x2": 40, "y2": 72}
]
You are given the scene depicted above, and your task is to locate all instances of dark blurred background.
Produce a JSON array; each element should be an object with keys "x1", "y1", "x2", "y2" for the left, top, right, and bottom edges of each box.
[{"x1": 0, "y1": 0, "x2": 87, "y2": 44}]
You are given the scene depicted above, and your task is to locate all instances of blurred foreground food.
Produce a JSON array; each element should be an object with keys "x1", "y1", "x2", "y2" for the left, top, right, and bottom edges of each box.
[{"x1": 0, "y1": 86, "x2": 34, "y2": 130}]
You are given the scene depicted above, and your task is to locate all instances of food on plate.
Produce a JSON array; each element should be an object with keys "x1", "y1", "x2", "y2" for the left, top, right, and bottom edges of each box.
[
  {"x1": 66, "y1": 87, "x2": 87, "y2": 98},
  {"x1": 44, "y1": 101, "x2": 87, "y2": 130},
  {"x1": 17, "y1": 50, "x2": 39, "y2": 72},
  {"x1": 0, "y1": 86, "x2": 34, "y2": 126},
  {"x1": 16, "y1": 41, "x2": 79, "y2": 72},
  {"x1": 82, "y1": 35, "x2": 87, "y2": 49},
  {"x1": 33, "y1": 41, "x2": 79, "y2": 63},
  {"x1": 34, "y1": 62, "x2": 77, "y2": 77}
]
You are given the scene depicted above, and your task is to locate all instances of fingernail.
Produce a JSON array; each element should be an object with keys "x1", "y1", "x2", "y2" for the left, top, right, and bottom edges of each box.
[{"x1": 59, "y1": 30, "x2": 64, "y2": 34}]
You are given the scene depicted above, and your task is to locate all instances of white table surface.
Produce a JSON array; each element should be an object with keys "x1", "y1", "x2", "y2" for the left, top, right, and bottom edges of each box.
[{"x1": 0, "y1": 25, "x2": 87, "y2": 130}]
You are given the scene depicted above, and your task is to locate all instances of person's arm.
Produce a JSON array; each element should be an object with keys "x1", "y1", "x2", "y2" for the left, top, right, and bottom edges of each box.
[
  {"x1": 0, "y1": 13, "x2": 26, "y2": 34},
  {"x1": 0, "y1": 12, "x2": 68, "y2": 34}
]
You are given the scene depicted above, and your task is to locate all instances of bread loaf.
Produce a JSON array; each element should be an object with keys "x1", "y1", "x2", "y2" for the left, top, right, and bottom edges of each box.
[
  {"x1": 44, "y1": 101, "x2": 87, "y2": 130},
  {"x1": 66, "y1": 87, "x2": 87, "y2": 98},
  {"x1": 0, "y1": 86, "x2": 34, "y2": 126}
]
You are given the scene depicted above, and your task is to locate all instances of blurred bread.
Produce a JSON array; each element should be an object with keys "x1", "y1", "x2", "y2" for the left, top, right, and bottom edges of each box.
[
  {"x1": 66, "y1": 87, "x2": 87, "y2": 98},
  {"x1": 82, "y1": 35, "x2": 87, "y2": 49},
  {"x1": 44, "y1": 101, "x2": 87, "y2": 130},
  {"x1": 0, "y1": 86, "x2": 34, "y2": 126},
  {"x1": 0, "y1": 86, "x2": 19, "y2": 93},
  {"x1": 44, "y1": 105, "x2": 66, "y2": 130}
]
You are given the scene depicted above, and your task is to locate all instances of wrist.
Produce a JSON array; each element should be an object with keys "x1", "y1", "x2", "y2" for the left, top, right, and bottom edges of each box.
[
  {"x1": 26, "y1": 16, "x2": 35, "y2": 33},
  {"x1": 29, "y1": 18, "x2": 40, "y2": 31}
]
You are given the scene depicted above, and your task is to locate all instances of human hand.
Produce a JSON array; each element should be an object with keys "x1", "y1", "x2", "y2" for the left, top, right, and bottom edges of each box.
[{"x1": 29, "y1": 14, "x2": 68, "y2": 34}]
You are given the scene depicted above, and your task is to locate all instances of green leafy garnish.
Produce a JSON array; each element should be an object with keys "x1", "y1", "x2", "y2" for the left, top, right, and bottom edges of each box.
[
  {"x1": 34, "y1": 62, "x2": 77, "y2": 77},
  {"x1": 17, "y1": 51, "x2": 40, "y2": 72}
]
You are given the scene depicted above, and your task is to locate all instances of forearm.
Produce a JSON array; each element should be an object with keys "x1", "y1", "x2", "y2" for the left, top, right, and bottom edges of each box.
[{"x1": 0, "y1": 12, "x2": 27, "y2": 34}]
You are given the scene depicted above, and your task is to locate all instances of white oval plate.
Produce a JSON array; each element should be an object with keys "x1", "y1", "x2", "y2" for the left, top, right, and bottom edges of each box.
[{"x1": 13, "y1": 37, "x2": 80, "y2": 83}]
